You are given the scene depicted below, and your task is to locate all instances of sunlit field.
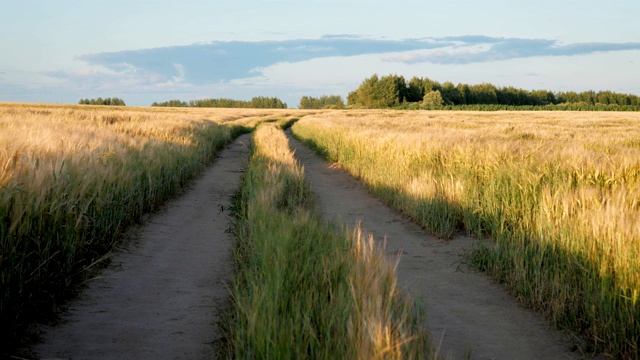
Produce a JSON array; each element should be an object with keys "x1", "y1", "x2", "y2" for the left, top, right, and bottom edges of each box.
[
  {"x1": 4, "y1": 103, "x2": 639, "y2": 357},
  {"x1": 0, "y1": 103, "x2": 286, "y2": 347},
  {"x1": 224, "y1": 122, "x2": 429, "y2": 358},
  {"x1": 292, "y1": 110, "x2": 640, "y2": 358}
]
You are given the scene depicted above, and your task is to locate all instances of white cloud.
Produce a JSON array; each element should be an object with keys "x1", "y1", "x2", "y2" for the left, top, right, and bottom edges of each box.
[{"x1": 3, "y1": 36, "x2": 640, "y2": 106}]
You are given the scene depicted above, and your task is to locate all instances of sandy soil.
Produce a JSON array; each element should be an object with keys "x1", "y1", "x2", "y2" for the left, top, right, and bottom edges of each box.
[
  {"x1": 287, "y1": 134, "x2": 584, "y2": 360},
  {"x1": 33, "y1": 134, "x2": 251, "y2": 360}
]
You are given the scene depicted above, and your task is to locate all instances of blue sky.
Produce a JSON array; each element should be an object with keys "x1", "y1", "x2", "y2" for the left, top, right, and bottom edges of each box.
[{"x1": 1, "y1": 0, "x2": 639, "y2": 107}]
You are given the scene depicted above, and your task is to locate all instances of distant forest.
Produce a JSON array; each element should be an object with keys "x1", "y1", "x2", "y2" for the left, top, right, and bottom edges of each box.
[
  {"x1": 151, "y1": 97, "x2": 287, "y2": 109},
  {"x1": 299, "y1": 95, "x2": 345, "y2": 109},
  {"x1": 78, "y1": 97, "x2": 126, "y2": 106},
  {"x1": 347, "y1": 74, "x2": 640, "y2": 110}
]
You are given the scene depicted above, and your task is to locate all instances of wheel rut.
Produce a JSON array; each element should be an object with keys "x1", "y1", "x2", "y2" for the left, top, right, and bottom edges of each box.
[
  {"x1": 287, "y1": 133, "x2": 582, "y2": 360},
  {"x1": 34, "y1": 134, "x2": 251, "y2": 360}
]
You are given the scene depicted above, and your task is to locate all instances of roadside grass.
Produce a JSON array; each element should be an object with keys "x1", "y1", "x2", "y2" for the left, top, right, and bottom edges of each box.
[
  {"x1": 0, "y1": 104, "x2": 278, "y2": 352},
  {"x1": 291, "y1": 110, "x2": 640, "y2": 359},
  {"x1": 224, "y1": 122, "x2": 430, "y2": 359}
]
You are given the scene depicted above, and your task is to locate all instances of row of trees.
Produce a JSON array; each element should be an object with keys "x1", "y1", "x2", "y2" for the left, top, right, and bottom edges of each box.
[
  {"x1": 398, "y1": 103, "x2": 640, "y2": 112},
  {"x1": 151, "y1": 97, "x2": 287, "y2": 109},
  {"x1": 78, "y1": 97, "x2": 126, "y2": 106},
  {"x1": 299, "y1": 95, "x2": 345, "y2": 109},
  {"x1": 150, "y1": 99, "x2": 188, "y2": 107},
  {"x1": 347, "y1": 74, "x2": 640, "y2": 109}
]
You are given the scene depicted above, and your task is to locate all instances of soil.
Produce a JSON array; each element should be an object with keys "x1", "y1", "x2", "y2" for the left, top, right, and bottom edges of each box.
[
  {"x1": 287, "y1": 134, "x2": 586, "y2": 360},
  {"x1": 33, "y1": 134, "x2": 252, "y2": 360}
]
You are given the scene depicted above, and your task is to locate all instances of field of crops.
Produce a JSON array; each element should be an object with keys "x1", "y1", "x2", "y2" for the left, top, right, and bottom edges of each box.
[
  {"x1": 292, "y1": 110, "x2": 640, "y2": 358},
  {"x1": 4, "y1": 103, "x2": 639, "y2": 358},
  {"x1": 0, "y1": 103, "x2": 287, "y2": 348}
]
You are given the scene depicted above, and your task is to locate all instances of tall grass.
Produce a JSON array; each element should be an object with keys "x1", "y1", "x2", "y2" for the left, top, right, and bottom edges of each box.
[
  {"x1": 0, "y1": 104, "x2": 280, "y2": 350},
  {"x1": 224, "y1": 122, "x2": 429, "y2": 359},
  {"x1": 292, "y1": 110, "x2": 640, "y2": 358}
]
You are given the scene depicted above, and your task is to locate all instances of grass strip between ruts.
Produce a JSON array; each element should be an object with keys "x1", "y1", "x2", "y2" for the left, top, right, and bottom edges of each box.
[{"x1": 223, "y1": 122, "x2": 430, "y2": 359}]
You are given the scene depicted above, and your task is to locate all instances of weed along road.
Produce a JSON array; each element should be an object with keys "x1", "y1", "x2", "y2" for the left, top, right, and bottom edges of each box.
[
  {"x1": 34, "y1": 134, "x2": 251, "y2": 359},
  {"x1": 287, "y1": 133, "x2": 579, "y2": 360}
]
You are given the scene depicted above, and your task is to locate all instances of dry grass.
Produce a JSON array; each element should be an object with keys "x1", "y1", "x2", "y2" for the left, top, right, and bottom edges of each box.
[{"x1": 292, "y1": 110, "x2": 640, "y2": 358}]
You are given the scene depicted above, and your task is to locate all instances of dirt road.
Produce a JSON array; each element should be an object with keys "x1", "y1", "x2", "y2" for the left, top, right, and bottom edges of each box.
[
  {"x1": 287, "y1": 134, "x2": 580, "y2": 360},
  {"x1": 34, "y1": 134, "x2": 251, "y2": 360}
]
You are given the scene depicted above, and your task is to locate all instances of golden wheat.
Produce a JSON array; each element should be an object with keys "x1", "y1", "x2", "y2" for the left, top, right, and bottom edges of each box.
[
  {"x1": 292, "y1": 110, "x2": 640, "y2": 358},
  {"x1": 0, "y1": 103, "x2": 284, "y2": 349}
]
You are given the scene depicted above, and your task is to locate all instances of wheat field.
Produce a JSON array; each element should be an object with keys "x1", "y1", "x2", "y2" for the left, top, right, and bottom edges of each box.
[
  {"x1": 3, "y1": 103, "x2": 639, "y2": 357},
  {"x1": 292, "y1": 110, "x2": 640, "y2": 358},
  {"x1": 0, "y1": 103, "x2": 287, "y2": 346}
]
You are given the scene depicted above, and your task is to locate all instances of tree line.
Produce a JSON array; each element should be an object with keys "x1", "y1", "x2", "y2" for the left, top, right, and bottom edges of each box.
[
  {"x1": 78, "y1": 97, "x2": 126, "y2": 106},
  {"x1": 151, "y1": 97, "x2": 287, "y2": 109},
  {"x1": 299, "y1": 95, "x2": 345, "y2": 109},
  {"x1": 347, "y1": 74, "x2": 640, "y2": 109}
]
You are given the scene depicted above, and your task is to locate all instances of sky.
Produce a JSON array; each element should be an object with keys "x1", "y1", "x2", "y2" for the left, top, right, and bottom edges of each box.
[{"x1": 1, "y1": 0, "x2": 639, "y2": 107}]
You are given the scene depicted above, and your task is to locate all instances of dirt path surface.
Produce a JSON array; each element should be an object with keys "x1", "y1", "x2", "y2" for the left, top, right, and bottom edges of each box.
[
  {"x1": 288, "y1": 134, "x2": 581, "y2": 360},
  {"x1": 34, "y1": 134, "x2": 251, "y2": 360}
]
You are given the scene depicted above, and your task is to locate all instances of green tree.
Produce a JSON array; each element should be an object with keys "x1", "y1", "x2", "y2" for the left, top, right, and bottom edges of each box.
[
  {"x1": 457, "y1": 84, "x2": 471, "y2": 105},
  {"x1": 440, "y1": 82, "x2": 461, "y2": 105},
  {"x1": 406, "y1": 77, "x2": 424, "y2": 103},
  {"x1": 422, "y1": 90, "x2": 445, "y2": 106},
  {"x1": 470, "y1": 84, "x2": 498, "y2": 104},
  {"x1": 347, "y1": 74, "x2": 407, "y2": 108},
  {"x1": 421, "y1": 77, "x2": 440, "y2": 93},
  {"x1": 78, "y1": 97, "x2": 125, "y2": 106},
  {"x1": 299, "y1": 95, "x2": 345, "y2": 109},
  {"x1": 348, "y1": 73, "x2": 640, "y2": 109}
]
